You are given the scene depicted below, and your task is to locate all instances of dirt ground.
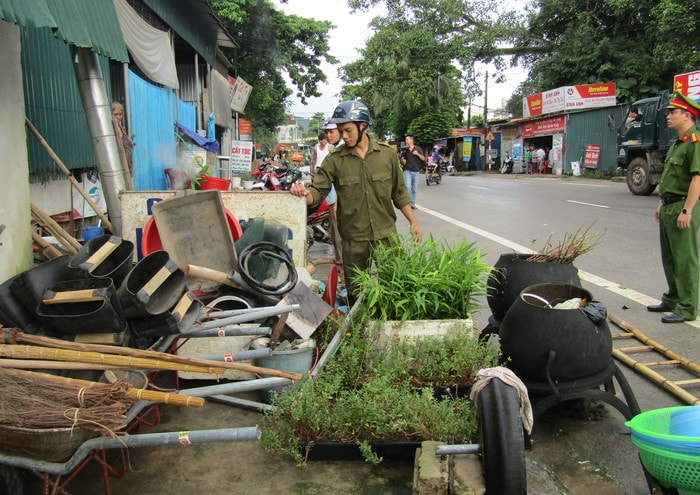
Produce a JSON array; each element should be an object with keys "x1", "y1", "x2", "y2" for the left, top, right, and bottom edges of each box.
[{"x1": 17, "y1": 242, "x2": 652, "y2": 495}]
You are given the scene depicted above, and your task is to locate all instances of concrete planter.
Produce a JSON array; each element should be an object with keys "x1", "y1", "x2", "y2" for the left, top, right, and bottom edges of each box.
[{"x1": 375, "y1": 318, "x2": 475, "y2": 349}]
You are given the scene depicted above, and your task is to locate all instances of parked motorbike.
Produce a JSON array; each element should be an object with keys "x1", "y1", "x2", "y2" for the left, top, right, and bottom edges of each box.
[
  {"x1": 500, "y1": 154, "x2": 514, "y2": 174},
  {"x1": 425, "y1": 162, "x2": 442, "y2": 186},
  {"x1": 251, "y1": 162, "x2": 290, "y2": 191},
  {"x1": 439, "y1": 158, "x2": 456, "y2": 174},
  {"x1": 280, "y1": 166, "x2": 303, "y2": 191},
  {"x1": 307, "y1": 199, "x2": 332, "y2": 246}
]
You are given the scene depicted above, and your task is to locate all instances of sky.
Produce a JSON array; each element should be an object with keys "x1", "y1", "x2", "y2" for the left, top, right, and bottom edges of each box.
[{"x1": 276, "y1": 0, "x2": 529, "y2": 120}]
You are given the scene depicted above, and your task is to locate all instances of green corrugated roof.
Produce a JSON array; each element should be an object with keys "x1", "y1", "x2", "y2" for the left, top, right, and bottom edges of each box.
[{"x1": 0, "y1": 0, "x2": 128, "y2": 62}]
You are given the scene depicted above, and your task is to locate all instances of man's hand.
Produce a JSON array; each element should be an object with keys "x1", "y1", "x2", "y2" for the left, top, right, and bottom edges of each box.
[{"x1": 290, "y1": 182, "x2": 313, "y2": 205}]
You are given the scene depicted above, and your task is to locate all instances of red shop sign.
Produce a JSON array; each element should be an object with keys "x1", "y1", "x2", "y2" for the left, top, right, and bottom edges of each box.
[
  {"x1": 521, "y1": 116, "x2": 565, "y2": 138},
  {"x1": 583, "y1": 144, "x2": 602, "y2": 169}
]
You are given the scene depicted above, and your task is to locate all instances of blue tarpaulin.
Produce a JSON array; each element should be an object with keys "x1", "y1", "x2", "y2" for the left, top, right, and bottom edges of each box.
[{"x1": 177, "y1": 123, "x2": 219, "y2": 153}]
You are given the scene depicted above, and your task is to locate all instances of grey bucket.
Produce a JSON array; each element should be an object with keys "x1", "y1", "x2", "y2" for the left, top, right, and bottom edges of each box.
[{"x1": 255, "y1": 340, "x2": 315, "y2": 403}]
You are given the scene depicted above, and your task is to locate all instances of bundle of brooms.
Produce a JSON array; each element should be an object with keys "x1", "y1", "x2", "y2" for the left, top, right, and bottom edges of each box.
[{"x1": 0, "y1": 367, "x2": 134, "y2": 435}]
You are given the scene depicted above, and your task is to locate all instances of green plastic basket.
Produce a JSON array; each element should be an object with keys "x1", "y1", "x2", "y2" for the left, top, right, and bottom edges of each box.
[
  {"x1": 627, "y1": 407, "x2": 700, "y2": 494},
  {"x1": 631, "y1": 438, "x2": 700, "y2": 494}
]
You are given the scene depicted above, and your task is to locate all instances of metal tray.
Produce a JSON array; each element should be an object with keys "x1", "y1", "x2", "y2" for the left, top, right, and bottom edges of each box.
[{"x1": 152, "y1": 190, "x2": 238, "y2": 291}]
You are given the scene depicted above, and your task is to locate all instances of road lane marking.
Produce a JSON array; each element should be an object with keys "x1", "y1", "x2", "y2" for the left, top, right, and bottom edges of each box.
[
  {"x1": 468, "y1": 186, "x2": 490, "y2": 190},
  {"x1": 417, "y1": 205, "x2": 700, "y2": 328},
  {"x1": 567, "y1": 200, "x2": 610, "y2": 209}
]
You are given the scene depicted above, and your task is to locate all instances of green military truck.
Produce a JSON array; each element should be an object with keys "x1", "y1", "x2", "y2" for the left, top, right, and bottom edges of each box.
[{"x1": 616, "y1": 89, "x2": 677, "y2": 195}]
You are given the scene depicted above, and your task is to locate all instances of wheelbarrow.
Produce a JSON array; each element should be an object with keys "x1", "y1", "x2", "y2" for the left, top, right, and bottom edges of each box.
[{"x1": 0, "y1": 399, "x2": 260, "y2": 495}]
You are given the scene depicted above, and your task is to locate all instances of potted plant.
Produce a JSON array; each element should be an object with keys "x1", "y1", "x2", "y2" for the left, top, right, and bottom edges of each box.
[
  {"x1": 260, "y1": 234, "x2": 498, "y2": 465},
  {"x1": 486, "y1": 222, "x2": 604, "y2": 323},
  {"x1": 353, "y1": 234, "x2": 491, "y2": 343},
  {"x1": 260, "y1": 315, "x2": 499, "y2": 465},
  {"x1": 240, "y1": 172, "x2": 256, "y2": 190}
]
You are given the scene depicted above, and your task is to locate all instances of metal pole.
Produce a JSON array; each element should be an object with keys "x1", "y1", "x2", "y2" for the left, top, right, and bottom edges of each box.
[
  {"x1": 72, "y1": 46, "x2": 127, "y2": 235},
  {"x1": 435, "y1": 444, "x2": 481, "y2": 456}
]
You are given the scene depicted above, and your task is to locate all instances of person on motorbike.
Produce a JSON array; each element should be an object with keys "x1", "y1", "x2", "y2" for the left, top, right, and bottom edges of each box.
[{"x1": 290, "y1": 100, "x2": 421, "y2": 302}]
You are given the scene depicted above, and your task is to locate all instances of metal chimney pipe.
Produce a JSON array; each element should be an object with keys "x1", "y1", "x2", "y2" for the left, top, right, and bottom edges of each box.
[{"x1": 71, "y1": 46, "x2": 127, "y2": 235}]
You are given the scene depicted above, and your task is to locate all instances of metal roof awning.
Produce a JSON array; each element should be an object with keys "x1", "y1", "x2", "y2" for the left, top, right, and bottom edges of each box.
[{"x1": 0, "y1": 0, "x2": 129, "y2": 61}]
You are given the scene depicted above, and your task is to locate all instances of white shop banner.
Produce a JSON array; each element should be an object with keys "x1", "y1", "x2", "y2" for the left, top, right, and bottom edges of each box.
[{"x1": 230, "y1": 140, "x2": 254, "y2": 174}]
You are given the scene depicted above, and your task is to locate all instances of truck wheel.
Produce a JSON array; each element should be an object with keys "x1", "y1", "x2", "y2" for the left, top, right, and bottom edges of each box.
[
  {"x1": 478, "y1": 378, "x2": 527, "y2": 495},
  {"x1": 627, "y1": 158, "x2": 657, "y2": 196}
]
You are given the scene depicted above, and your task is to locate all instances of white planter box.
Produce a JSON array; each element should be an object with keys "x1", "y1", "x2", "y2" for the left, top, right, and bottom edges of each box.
[{"x1": 376, "y1": 318, "x2": 475, "y2": 349}]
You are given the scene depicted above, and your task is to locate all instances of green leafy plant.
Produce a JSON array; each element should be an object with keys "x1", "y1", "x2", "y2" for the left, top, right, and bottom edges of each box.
[
  {"x1": 239, "y1": 172, "x2": 256, "y2": 182},
  {"x1": 261, "y1": 314, "x2": 496, "y2": 466},
  {"x1": 191, "y1": 163, "x2": 210, "y2": 190},
  {"x1": 352, "y1": 234, "x2": 491, "y2": 321}
]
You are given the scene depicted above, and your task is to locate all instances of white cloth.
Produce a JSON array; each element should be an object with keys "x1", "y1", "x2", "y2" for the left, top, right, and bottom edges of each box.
[
  {"x1": 469, "y1": 366, "x2": 534, "y2": 434},
  {"x1": 114, "y1": 0, "x2": 179, "y2": 89}
]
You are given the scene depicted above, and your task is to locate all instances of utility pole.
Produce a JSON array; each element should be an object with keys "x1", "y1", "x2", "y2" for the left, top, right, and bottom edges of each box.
[{"x1": 483, "y1": 71, "x2": 490, "y2": 171}]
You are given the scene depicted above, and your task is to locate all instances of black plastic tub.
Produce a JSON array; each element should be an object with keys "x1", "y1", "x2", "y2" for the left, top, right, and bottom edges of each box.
[{"x1": 69, "y1": 234, "x2": 134, "y2": 288}]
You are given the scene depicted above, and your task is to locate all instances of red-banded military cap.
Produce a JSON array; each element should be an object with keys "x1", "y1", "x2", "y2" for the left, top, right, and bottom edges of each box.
[{"x1": 665, "y1": 90, "x2": 700, "y2": 117}]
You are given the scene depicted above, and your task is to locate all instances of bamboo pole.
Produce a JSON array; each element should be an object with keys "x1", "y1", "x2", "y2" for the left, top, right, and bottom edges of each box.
[
  {"x1": 31, "y1": 203, "x2": 81, "y2": 253},
  {"x1": 609, "y1": 314, "x2": 700, "y2": 374},
  {"x1": 612, "y1": 349, "x2": 700, "y2": 405},
  {"x1": 1, "y1": 329, "x2": 303, "y2": 381},
  {"x1": 0, "y1": 359, "x2": 132, "y2": 370},
  {"x1": 5, "y1": 368, "x2": 204, "y2": 407},
  {"x1": 0, "y1": 344, "x2": 226, "y2": 375},
  {"x1": 113, "y1": 117, "x2": 134, "y2": 190},
  {"x1": 25, "y1": 118, "x2": 115, "y2": 232}
]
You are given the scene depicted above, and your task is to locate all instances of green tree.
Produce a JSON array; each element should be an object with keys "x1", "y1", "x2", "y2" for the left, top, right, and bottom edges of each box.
[
  {"x1": 515, "y1": 0, "x2": 700, "y2": 102},
  {"x1": 213, "y1": 0, "x2": 338, "y2": 136},
  {"x1": 307, "y1": 112, "x2": 327, "y2": 138}
]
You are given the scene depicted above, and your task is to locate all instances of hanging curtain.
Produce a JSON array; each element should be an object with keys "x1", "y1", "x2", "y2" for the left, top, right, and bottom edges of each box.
[{"x1": 114, "y1": 0, "x2": 179, "y2": 89}]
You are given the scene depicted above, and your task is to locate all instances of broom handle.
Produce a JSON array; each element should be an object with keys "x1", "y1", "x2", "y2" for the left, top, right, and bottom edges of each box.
[
  {"x1": 0, "y1": 344, "x2": 225, "y2": 375},
  {"x1": 3, "y1": 330, "x2": 303, "y2": 381},
  {"x1": 5, "y1": 368, "x2": 204, "y2": 407},
  {"x1": 25, "y1": 117, "x2": 114, "y2": 233}
]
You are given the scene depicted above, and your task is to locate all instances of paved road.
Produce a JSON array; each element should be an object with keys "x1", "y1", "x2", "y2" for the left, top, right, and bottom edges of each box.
[{"x1": 405, "y1": 172, "x2": 699, "y2": 494}]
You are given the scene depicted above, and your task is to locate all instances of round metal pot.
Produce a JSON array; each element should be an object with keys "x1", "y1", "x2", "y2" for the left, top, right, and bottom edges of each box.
[
  {"x1": 486, "y1": 253, "x2": 581, "y2": 322},
  {"x1": 499, "y1": 282, "x2": 612, "y2": 383}
]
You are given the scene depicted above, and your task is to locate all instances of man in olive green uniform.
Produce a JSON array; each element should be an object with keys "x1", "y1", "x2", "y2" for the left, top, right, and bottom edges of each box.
[
  {"x1": 647, "y1": 91, "x2": 700, "y2": 323},
  {"x1": 290, "y1": 100, "x2": 422, "y2": 301}
]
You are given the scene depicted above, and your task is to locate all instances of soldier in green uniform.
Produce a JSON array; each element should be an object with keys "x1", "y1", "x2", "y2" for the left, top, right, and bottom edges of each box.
[
  {"x1": 647, "y1": 91, "x2": 700, "y2": 323},
  {"x1": 290, "y1": 100, "x2": 422, "y2": 301}
]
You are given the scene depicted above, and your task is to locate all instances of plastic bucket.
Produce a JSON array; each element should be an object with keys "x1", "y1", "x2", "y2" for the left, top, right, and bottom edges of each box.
[
  {"x1": 200, "y1": 175, "x2": 231, "y2": 191},
  {"x1": 255, "y1": 341, "x2": 315, "y2": 403},
  {"x1": 671, "y1": 407, "x2": 700, "y2": 436},
  {"x1": 82, "y1": 226, "x2": 104, "y2": 241}
]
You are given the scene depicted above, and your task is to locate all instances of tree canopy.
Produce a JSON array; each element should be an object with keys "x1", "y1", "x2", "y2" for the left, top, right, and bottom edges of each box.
[{"x1": 213, "y1": 0, "x2": 337, "y2": 141}]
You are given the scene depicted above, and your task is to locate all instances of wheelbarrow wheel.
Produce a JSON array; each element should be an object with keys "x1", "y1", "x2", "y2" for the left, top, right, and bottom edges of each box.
[
  {"x1": 478, "y1": 377, "x2": 527, "y2": 494},
  {"x1": 0, "y1": 465, "x2": 24, "y2": 495}
]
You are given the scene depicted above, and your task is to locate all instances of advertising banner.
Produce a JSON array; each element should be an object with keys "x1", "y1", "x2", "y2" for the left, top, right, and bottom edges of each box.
[
  {"x1": 239, "y1": 118, "x2": 253, "y2": 140},
  {"x1": 523, "y1": 83, "x2": 617, "y2": 117},
  {"x1": 674, "y1": 70, "x2": 700, "y2": 102},
  {"x1": 230, "y1": 140, "x2": 254, "y2": 174},
  {"x1": 230, "y1": 77, "x2": 253, "y2": 113},
  {"x1": 521, "y1": 116, "x2": 566, "y2": 138},
  {"x1": 462, "y1": 137, "x2": 473, "y2": 162},
  {"x1": 564, "y1": 83, "x2": 617, "y2": 110},
  {"x1": 583, "y1": 144, "x2": 602, "y2": 169},
  {"x1": 523, "y1": 93, "x2": 543, "y2": 117}
]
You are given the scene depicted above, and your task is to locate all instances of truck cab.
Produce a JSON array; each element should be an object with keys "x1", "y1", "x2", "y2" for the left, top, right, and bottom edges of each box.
[{"x1": 617, "y1": 90, "x2": 676, "y2": 195}]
